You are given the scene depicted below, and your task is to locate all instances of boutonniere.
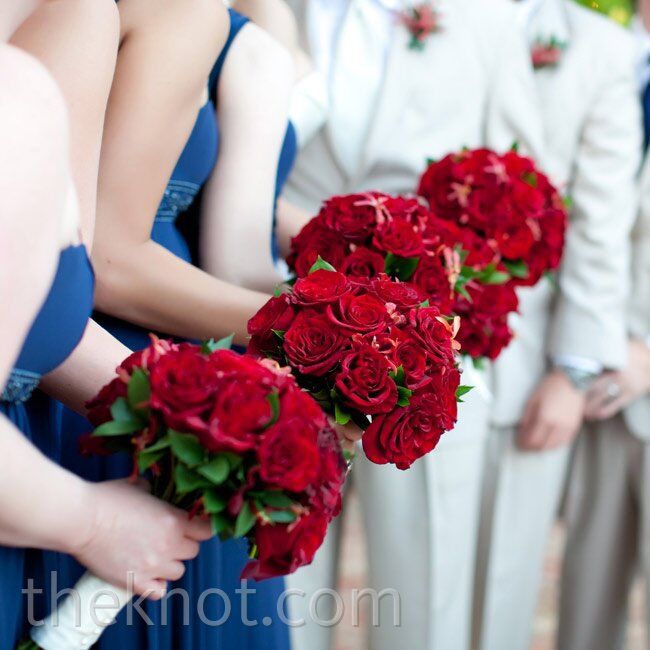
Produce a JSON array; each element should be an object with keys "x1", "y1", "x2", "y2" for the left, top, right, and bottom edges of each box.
[
  {"x1": 399, "y1": 2, "x2": 442, "y2": 51},
  {"x1": 531, "y1": 36, "x2": 567, "y2": 70}
]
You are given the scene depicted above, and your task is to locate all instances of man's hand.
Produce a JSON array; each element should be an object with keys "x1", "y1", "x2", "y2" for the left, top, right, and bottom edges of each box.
[
  {"x1": 518, "y1": 370, "x2": 586, "y2": 451},
  {"x1": 585, "y1": 339, "x2": 650, "y2": 421}
]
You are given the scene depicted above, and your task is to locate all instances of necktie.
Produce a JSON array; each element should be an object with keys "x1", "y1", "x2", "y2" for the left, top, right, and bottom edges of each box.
[{"x1": 329, "y1": 0, "x2": 389, "y2": 177}]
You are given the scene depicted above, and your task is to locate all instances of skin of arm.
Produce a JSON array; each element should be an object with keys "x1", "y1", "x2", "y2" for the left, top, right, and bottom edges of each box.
[
  {"x1": 92, "y1": 0, "x2": 269, "y2": 346},
  {"x1": 200, "y1": 23, "x2": 294, "y2": 293},
  {"x1": 11, "y1": 0, "x2": 120, "y2": 244}
]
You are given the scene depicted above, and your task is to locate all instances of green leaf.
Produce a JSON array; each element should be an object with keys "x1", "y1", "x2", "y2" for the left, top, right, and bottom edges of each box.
[
  {"x1": 203, "y1": 490, "x2": 227, "y2": 514},
  {"x1": 201, "y1": 334, "x2": 234, "y2": 354},
  {"x1": 210, "y1": 513, "x2": 231, "y2": 536},
  {"x1": 141, "y1": 435, "x2": 171, "y2": 454},
  {"x1": 169, "y1": 431, "x2": 206, "y2": 468},
  {"x1": 455, "y1": 385, "x2": 474, "y2": 402},
  {"x1": 425, "y1": 157, "x2": 437, "y2": 166},
  {"x1": 137, "y1": 449, "x2": 164, "y2": 472},
  {"x1": 273, "y1": 285, "x2": 283, "y2": 298},
  {"x1": 197, "y1": 455, "x2": 230, "y2": 485},
  {"x1": 389, "y1": 365, "x2": 406, "y2": 387},
  {"x1": 504, "y1": 259, "x2": 530, "y2": 280},
  {"x1": 563, "y1": 195, "x2": 573, "y2": 210},
  {"x1": 343, "y1": 449, "x2": 356, "y2": 464},
  {"x1": 222, "y1": 452, "x2": 243, "y2": 469},
  {"x1": 522, "y1": 171, "x2": 538, "y2": 188},
  {"x1": 480, "y1": 267, "x2": 510, "y2": 285},
  {"x1": 419, "y1": 300, "x2": 430, "y2": 308},
  {"x1": 384, "y1": 253, "x2": 420, "y2": 281},
  {"x1": 309, "y1": 256, "x2": 337, "y2": 274},
  {"x1": 472, "y1": 356, "x2": 487, "y2": 371},
  {"x1": 397, "y1": 386, "x2": 413, "y2": 407},
  {"x1": 510, "y1": 141, "x2": 520, "y2": 153},
  {"x1": 271, "y1": 329, "x2": 285, "y2": 341},
  {"x1": 110, "y1": 397, "x2": 137, "y2": 423},
  {"x1": 265, "y1": 391, "x2": 280, "y2": 429},
  {"x1": 544, "y1": 270, "x2": 559, "y2": 289},
  {"x1": 260, "y1": 491, "x2": 295, "y2": 508},
  {"x1": 234, "y1": 501, "x2": 257, "y2": 538},
  {"x1": 334, "y1": 402, "x2": 352, "y2": 426},
  {"x1": 174, "y1": 463, "x2": 212, "y2": 495},
  {"x1": 267, "y1": 510, "x2": 298, "y2": 524},
  {"x1": 456, "y1": 284, "x2": 472, "y2": 302},
  {"x1": 127, "y1": 368, "x2": 151, "y2": 413},
  {"x1": 93, "y1": 419, "x2": 142, "y2": 437}
]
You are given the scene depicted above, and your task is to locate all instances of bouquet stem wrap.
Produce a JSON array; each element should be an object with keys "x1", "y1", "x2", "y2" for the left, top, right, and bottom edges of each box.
[{"x1": 30, "y1": 572, "x2": 130, "y2": 650}]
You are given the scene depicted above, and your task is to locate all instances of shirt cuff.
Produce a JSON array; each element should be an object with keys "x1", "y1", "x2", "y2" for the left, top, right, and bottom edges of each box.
[{"x1": 552, "y1": 355, "x2": 603, "y2": 375}]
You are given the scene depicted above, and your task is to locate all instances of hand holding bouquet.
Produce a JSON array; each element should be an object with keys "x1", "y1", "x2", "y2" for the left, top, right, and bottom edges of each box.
[
  {"x1": 248, "y1": 263, "x2": 465, "y2": 470},
  {"x1": 27, "y1": 337, "x2": 345, "y2": 649}
]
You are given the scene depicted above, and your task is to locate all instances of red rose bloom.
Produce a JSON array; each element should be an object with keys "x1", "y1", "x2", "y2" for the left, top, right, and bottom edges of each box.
[
  {"x1": 373, "y1": 218, "x2": 424, "y2": 258},
  {"x1": 243, "y1": 512, "x2": 329, "y2": 580},
  {"x1": 86, "y1": 377, "x2": 127, "y2": 426},
  {"x1": 247, "y1": 294, "x2": 296, "y2": 357},
  {"x1": 411, "y1": 255, "x2": 454, "y2": 313},
  {"x1": 407, "y1": 307, "x2": 456, "y2": 368},
  {"x1": 283, "y1": 311, "x2": 347, "y2": 376},
  {"x1": 327, "y1": 293, "x2": 389, "y2": 335},
  {"x1": 288, "y1": 220, "x2": 348, "y2": 278},
  {"x1": 362, "y1": 384, "x2": 458, "y2": 470},
  {"x1": 148, "y1": 347, "x2": 221, "y2": 432},
  {"x1": 258, "y1": 418, "x2": 321, "y2": 492},
  {"x1": 319, "y1": 193, "x2": 381, "y2": 242},
  {"x1": 334, "y1": 344, "x2": 398, "y2": 415},
  {"x1": 370, "y1": 274, "x2": 428, "y2": 312},
  {"x1": 340, "y1": 247, "x2": 386, "y2": 280},
  {"x1": 293, "y1": 270, "x2": 349, "y2": 306}
]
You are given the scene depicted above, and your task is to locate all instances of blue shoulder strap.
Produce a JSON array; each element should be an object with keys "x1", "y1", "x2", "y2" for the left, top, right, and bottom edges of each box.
[{"x1": 209, "y1": 9, "x2": 250, "y2": 99}]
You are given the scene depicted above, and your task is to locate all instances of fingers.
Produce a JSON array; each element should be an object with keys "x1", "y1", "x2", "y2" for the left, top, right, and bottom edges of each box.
[
  {"x1": 590, "y1": 395, "x2": 627, "y2": 421},
  {"x1": 176, "y1": 539, "x2": 201, "y2": 561},
  {"x1": 518, "y1": 419, "x2": 550, "y2": 451},
  {"x1": 133, "y1": 579, "x2": 168, "y2": 601},
  {"x1": 183, "y1": 514, "x2": 213, "y2": 542},
  {"x1": 159, "y1": 560, "x2": 186, "y2": 583},
  {"x1": 341, "y1": 422, "x2": 363, "y2": 443}
]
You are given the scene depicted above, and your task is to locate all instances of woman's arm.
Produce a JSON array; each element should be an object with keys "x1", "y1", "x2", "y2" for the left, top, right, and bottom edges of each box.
[
  {"x1": 0, "y1": 45, "x2": 68, "y2": 383},
  {"x1": 92, "y1": 0, "x2": 269, "y2": 346},
  {"x1": 11, "y1": 0, "x2": 120, "y2": 244},
  {"x1": 200, "y1": 24, "x2": 293, "y2": 293},
  {"x1": 0, "y1": 415, "x2": 211, "y2": 597}
]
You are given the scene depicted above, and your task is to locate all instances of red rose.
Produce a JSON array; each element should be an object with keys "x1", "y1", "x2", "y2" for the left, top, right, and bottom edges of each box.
[
  {"x1": 205, "y1": 379, "x2": 273, "y2": 452},
  {"x1": 293, "y1": 270, "x2": 349, "y2": 306},
  {"x1": 407, "y1": 307, "x2": 456, "y2": 368},
  {"x1": 373, "y1": 219, "x2": 424, "y2": 258},
  {"x1": 288, "y1": 219, "x2": 348, "y2": 278},
  {"x1": 319, "y1": 193, "x2": 381, "y2": 242},
  {"x1": 340, "y1": 247, "x2": 386, "y2": 280},
  {"x1": 247, "y1": 295, "x2": 296, "y2": 357},
  {"x1": 149, "y1": 347, "x2": 221, "y2": 433},
  {"x1": 327, "y1": 293, "x2": 389, "y2": 336},
  {"x1": 86, "y1": 377, "x2": 127, "y2": 426},
  {"x1": 334, "y1": 344, "x2": 398, "y2": 415},
  {"x1": 243, "y1": 512, "x2": 329, "y2": 580},
  {"x1": 411, "y1": 256, "x2": 454, "y2": 313},
  {"x1": 309, "y1": 425, "x2": 346, "y2": 516},
  {"x1": 284, "y1": 311, "x2": 347, "y2": 376},
  {"x1": 394, "y1": 336, "x2": 429, "y2": 390},
  {"x1": 493, "y1": 215, "x2": 535, "y2": 260},
  {"x1": 362, "y1": 381, "x2": 458, "y2": 470},
  {"x1": 371, "y1": 275, "x2": 427, "y2": 311},
  {"x1": 259, "y1": 418, "x2": 321, "y2": 492},
  {"x1": 278, "y1": 386, "x2": 328, "y2": 430}
]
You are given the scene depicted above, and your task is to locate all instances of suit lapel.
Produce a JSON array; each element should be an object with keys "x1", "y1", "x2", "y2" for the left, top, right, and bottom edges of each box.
[{"x1": 355, "y1": 0, "x2": 455, "y2": 183}]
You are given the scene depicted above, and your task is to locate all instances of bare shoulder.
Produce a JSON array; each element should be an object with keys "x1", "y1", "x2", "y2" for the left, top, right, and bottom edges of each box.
[{"x1": 119, "y1": 0, "x2": 228, "y2": 56}]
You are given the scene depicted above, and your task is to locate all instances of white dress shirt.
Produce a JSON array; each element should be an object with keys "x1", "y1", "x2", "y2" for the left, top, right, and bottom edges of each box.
[
  {"x1": 515, "y1": 0, "x2": 545, "y2": 32},
  {"x1": 308, "y1": 0, "x2": 405, "y2": 174}
]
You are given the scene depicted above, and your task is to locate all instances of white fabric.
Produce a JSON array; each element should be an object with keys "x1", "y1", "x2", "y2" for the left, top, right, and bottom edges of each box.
[
  {"x1": 515, "y1": 0, "x2": 545, "y2": 30},
  {"x1": 490, "y1": 0, "x2": 642, "y2": 427},
  {"x1": 473, "y1": 425, "x2": 571, "y2": 650},
  {"x1": 289, "y1": 70, "x2": 330, "y2": 148},
  {"x1": 284, "y1": 0, "x2": 544, "y2": 646},
  {"x1": 624, "y1": 156, "x2": 650, "y2": 440},
  {"x1": 632, "y1": 14, "x2": 650, "y2": 90}
]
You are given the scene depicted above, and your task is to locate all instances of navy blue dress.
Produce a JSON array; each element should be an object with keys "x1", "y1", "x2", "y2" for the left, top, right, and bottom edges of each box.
[
  {"x1": 54, "y1": 10, "x2": 296, "y2": 650},
  {"x1": 0, "y1": 244, "x2": 94, "y2": 648}
]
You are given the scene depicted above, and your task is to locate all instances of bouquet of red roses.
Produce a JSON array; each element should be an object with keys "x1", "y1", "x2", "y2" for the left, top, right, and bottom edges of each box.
[
  {"x1": 247, "y1": 262, "x2": 465, "y2": 470},
  {"x1": 286, "y1": 191, "x2": 520, "y2": 360},
  {"x1": 27, "y1": 337, "x2": 345, "y2": 650},
  {"x1": 417, "y1": 147, "x2": 567, "y2": 288}
]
